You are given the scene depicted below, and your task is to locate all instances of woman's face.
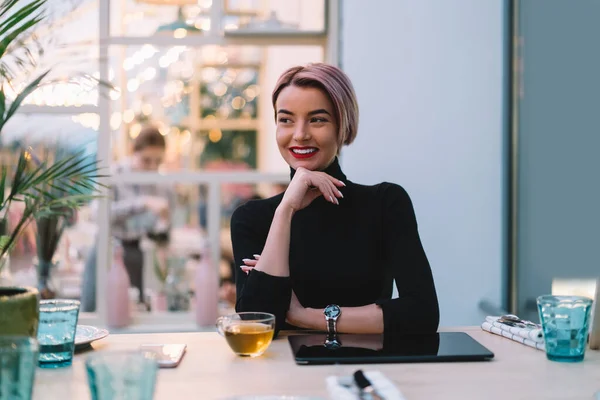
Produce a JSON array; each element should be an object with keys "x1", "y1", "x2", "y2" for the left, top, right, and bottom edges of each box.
[
  {"x1": 131, "y1": 146, "x2": 165, "y2": 171},
  {"x1": 275, "y1": 85, "x2": 339, "y2": 171}
]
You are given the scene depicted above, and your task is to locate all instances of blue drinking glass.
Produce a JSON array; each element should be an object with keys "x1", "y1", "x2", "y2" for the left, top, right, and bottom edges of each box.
[
  {"x1": 36, "y1": 299, "x2": 80, "y2": 368},
  {"x1": 0, "y1": 336, "x2": 39, "y2": 400},
  {"x1": 537, "y1": 295, "x2": 593, "y2": 362},
  {"x1": 86, "y1": 351, "x2": 158, "y2": 400}
]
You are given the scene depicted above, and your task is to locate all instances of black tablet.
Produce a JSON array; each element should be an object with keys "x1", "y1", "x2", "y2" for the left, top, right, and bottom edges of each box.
[{"x1": 288, "y1": 332, "x2": 494, "y2": 365}]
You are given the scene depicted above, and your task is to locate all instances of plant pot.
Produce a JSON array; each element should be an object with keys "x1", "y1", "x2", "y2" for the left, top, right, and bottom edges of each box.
[{"x1": 0, "y1": 286, "x2": 40, "y2": 337}]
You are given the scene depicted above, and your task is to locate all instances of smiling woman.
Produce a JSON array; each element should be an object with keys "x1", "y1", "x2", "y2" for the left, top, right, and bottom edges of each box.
[
  {"x1": 231, "y1": 63, "x2": 440, "y2": 337},
  {"x1": 275, "y1": 86, "x2": 339, "y2": 172}
]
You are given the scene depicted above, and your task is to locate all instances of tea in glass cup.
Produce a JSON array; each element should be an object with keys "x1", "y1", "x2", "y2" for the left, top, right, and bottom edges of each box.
[{"x1": 216, "y1": 312, "x2": 275, "y2": 357}]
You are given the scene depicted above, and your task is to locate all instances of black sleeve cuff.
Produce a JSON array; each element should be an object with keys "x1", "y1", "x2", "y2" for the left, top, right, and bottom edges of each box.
[
  {"x1": 378, "y1": 298, "x2": 439, "y2": 334},
  {"x1": 236, "y1": 269, "x2": 292, "y2": 334}
]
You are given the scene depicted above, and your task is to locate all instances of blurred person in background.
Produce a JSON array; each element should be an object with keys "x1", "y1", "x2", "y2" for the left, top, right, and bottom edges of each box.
[{"x1": 81, "y1": 125, "x2": 174, "y2": 311}]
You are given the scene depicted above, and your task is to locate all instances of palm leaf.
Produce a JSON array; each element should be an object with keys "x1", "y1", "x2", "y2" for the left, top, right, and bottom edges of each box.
[
  {"x1": 0, "y1": 166, "x2": 6, "y2": 206},
  {"x1": 0, "y1": 89, "x2": 5, "y2": 120},
  {"x1": 0, "y1": 69, "x2": 50, "y2": 132},
  {"x1": 0, "y1": 234, "x2": 9, "y2": 246},
  {"x1": 0, "y1": 0, "x2": 45, "y2": 37},
  {"x1": 0, "y1": 0, "x2": 21, "y2": 18},
  {"x1": 0, "y1": 0, "x2": 110, "y2": 268},
  {"x1": 0, "y1": 13, "x2": 44, "y2": 61}
]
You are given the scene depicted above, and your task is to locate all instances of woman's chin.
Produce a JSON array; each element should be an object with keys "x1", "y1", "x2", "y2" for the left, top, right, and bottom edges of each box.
[
  {"x1": 288, "y1": 153, "x2": 337, "y2": 171},
  {"x1": 289, "y1": 159, "x2": 321, "y2": 171}
]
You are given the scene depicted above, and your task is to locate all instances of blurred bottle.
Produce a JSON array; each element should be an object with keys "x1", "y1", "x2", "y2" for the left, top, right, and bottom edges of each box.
[
  {"x1": 195, "y1": 244, "x2": 218, "y2": 326},
  {"x1": 165, "y1": 256, "x2": 190, "y2": 311},
  {"x1": 107, "y1": 240, "x2": 131, "y2": 328}
]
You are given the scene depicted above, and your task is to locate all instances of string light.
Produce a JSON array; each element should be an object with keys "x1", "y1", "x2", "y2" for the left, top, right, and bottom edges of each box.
[
  {"x1": 130, "y1": 123, "x2": 142, "y2": 139},
  {"x1": 110, "y1": 112, "x2": 122, "y2": 130},
  {"x1": 123, "y1": 110, "x2": 135, "y2": 123},
  {"x1": 142, "y1": 104, "x2": 153, "y2": 116},
  {"x1": 231, "y1": 96, "x2": 246, "y2": 110},
  {"x1": 208, "y1": 128, "x2": 222, "y2": 143},
  {"x1": 173, "y1": 28, "x2": 187, "y2": 39},
  {"x1": 181, "y1": 129, "x2": 191, "y2": 144}
]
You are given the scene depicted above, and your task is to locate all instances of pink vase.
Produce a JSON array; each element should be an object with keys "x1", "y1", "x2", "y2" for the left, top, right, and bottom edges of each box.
[
  {"x1": 107, "y1": 243, "x2": 131, "y2": 328},
  {"x1": 154, "y1": 292, "x2": 167, "y2": 312},
  {"x1": 194, "y1": 247, "x2": 218, "y2": 327}
]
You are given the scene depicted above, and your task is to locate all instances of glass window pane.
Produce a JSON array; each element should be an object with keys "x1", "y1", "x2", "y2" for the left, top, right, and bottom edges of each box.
[
  {"x1": 90, "y1": 181, "x2": 287, "y2": 325},
  {"x1": 224, "y1": 0, "x2": 325, "y2": 33},
  {"x1": 199, "y1": 130, "x2": 256, "y2": 168},
  {"x1": 110, "y1": 44, "x2": 323, "y2": 173},
  {"x1": 111, "y1": 0, "x2": 212, "y2": 37},
  {"x1": 5, "y1": 1, "x2": 100, "y2": 107},
  {"x1": 201, "y1": 65, "x2": 259, "y2": 119}
]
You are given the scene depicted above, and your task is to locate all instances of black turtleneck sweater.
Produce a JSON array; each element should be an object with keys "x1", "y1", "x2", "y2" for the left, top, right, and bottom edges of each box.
[{"x1": 230, "y1": 158, "x2": 439, "y2": 334}]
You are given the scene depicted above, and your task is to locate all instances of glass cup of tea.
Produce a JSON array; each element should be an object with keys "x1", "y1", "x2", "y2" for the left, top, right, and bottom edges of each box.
[{"x1": 216, "y1": 312, "x2": 275, "y2": 357}]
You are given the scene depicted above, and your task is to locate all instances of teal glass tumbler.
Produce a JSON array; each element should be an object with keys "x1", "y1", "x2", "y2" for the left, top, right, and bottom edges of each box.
[
  {"x1": 537, "y1": 295, "x2": 593, "y2": 362},
  {"x1": 37, "y1": 299, "x2": 80, "y2": 368},
  {"x1": 86, "y1": 351, "x2": 158, "y2": 400},
  {"x1": 0, "y1": 336, "x2": 39, "y2": 400}
]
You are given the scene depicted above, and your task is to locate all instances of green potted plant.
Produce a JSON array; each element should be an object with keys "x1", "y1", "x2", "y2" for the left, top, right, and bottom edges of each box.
[
  {"x1": 0, "y1": 0, "x2": 105, "y2": 336},
  {"x1": 32, "y1": 148, "x2": 91, "y2": 299}
]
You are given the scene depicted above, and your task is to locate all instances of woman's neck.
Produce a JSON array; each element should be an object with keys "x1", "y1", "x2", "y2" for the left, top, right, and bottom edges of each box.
[{"x1": 289, "y1": 157, "x2": 347, "y2": 181}]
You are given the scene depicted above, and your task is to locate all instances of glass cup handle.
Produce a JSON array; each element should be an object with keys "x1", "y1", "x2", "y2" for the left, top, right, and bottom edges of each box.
[{"x1": 216, "y1": 317, "x2": 226, "y2": 336}]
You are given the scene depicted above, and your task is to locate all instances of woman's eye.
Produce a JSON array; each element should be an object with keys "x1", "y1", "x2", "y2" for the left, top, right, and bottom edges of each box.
[
  {"x1": 278, "y1": 118, "x2": 292, "y2": 123},
  {"x1": 311, "y1": 117, "x2": 328, "y2": 123}
]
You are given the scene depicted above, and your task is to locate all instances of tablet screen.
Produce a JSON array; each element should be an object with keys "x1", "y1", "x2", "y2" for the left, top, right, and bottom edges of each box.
[{"x1": 288, "y1": 332, "x2": 494, "y2": 365}]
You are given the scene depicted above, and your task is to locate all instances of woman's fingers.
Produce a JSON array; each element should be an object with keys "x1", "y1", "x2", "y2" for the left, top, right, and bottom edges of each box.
[
  {"x1": 318, "y1": 173, "x2": 345, "y2": 204},
  {"x1": 240, "y1": 265, "x2": 254, "y2": 275},
  {"x1": 240, "y1": 255, "x2": 261, "y2": 274},
  {"x1": 320, "y1": 172, "x2": 345, "y2": 188},
  {"x1": 306, "y1": 174, "x2": 335, "y2": 205},
  {"x1": 319, "y1": 177, "x2": 341, "y2": 205},
  {"x1": 318, "y1": 179, "x2": 337, "y2": 205}
]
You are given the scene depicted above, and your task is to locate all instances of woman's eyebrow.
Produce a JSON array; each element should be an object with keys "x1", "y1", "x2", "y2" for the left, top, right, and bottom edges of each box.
[{"x1": 307, "y1": 109, "x2": 331, "y2": 116}]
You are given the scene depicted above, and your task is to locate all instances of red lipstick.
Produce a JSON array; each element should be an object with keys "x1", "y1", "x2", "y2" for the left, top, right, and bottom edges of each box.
[{"x1": 289, "y1": 147, "x2": 319, "y2": 159}]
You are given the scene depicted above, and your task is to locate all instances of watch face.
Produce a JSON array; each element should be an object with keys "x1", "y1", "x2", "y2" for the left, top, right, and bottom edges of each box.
[{"x1": 324, "y1": 304, "x2": 341, "y2": 319}]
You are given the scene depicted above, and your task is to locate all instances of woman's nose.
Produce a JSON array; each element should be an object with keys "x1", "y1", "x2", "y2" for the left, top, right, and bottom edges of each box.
[{"x1": 292, "y1": 123, "x2": 311, "y2": 141}]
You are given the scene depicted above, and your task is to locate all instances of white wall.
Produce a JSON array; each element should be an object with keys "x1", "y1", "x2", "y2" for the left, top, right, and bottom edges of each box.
[{"x1": 341, "y1": 1, "x2": 507, "y2": 325}]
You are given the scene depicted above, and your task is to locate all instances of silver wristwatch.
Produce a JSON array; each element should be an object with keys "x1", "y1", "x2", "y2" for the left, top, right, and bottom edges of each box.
[{"x1": 323, "y1": 304, "x2": 341, "y2": 334}]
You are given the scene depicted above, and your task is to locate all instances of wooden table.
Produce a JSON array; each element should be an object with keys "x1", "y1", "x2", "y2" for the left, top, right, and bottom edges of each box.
[{"x1": 34, "y1": 327, "x2": 600, "y2": 400}]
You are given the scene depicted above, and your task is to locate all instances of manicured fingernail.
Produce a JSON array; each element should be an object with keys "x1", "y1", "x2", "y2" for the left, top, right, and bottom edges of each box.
[
  {"x1": 339, "y1": 180, "x2": 346, "y2": 186},
  {"x1": 329, "y1": 196, "x2": 334, "y2": 203},
  {"x1": 240, "y1": 265, "x2": 249, "y2": 269},
  {"x1": 337, "y1": 190, "x2": 344, "y2": 198},
  {"x1": 242, "y1": 258, "x2": 252, "y2": 262},
  {"x1": 253, "y1": 254, "x2": 261, "y2": 259}
]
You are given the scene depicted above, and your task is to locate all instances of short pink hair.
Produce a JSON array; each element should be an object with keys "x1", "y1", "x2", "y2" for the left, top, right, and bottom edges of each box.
[{"x1": 272, "y1": 63, "x2": 359, "y2": 148}]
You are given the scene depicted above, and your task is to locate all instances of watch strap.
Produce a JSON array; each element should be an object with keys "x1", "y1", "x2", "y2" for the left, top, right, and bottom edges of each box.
[{"x1": 327, "y1": 317, "x2": 336, "y2": 334}]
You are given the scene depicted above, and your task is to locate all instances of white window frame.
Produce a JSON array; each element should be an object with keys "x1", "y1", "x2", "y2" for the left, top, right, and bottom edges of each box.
[{"x1": 16, "y1": 0, "x2": 340, "y2": 330}]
